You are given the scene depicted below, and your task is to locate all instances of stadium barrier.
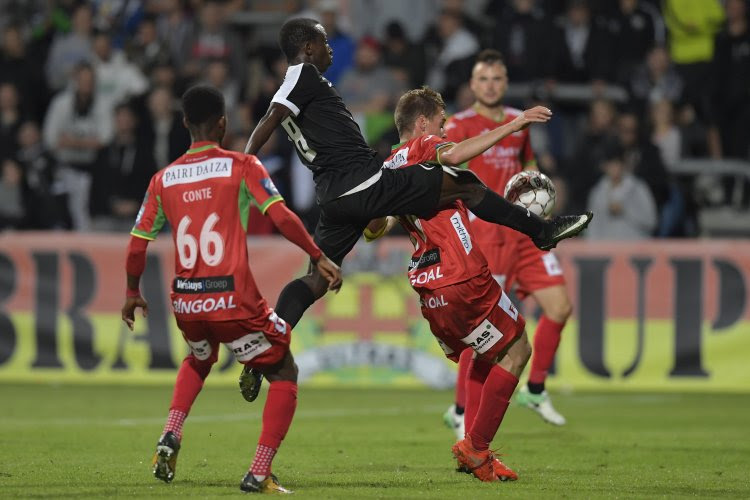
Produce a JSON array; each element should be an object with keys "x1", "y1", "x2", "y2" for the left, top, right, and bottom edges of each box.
[{"x1": 0, "y1": 233, "x2": 748, "y2": 391}]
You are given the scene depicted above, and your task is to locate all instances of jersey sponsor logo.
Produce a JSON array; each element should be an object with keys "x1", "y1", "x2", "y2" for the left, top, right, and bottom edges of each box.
[
  {"x1": 173, "y1": 276, "x2": 235, "y2": 294},
  {"x1": 261, "y1": 177, "x2": 280, "y2": 197},
  {"x1": 542, "y1": 253, "x2": 563, "y2": 276},
  {"x1": 228, "y1": 332, "x2": 272, "y2": 363},
  {"x1": 187, "y1": 339, "x2": 212, "y2": 361},
  {"x1": 461, "y1": 318, "x2": 504, "y2": 354},
  {"x1": 182, "y1": 187, "x2": 212, "y2": 203},
  {"x1": 498, "y1": 290, "x2": 519, "y2": 321},
  {"x1": 420, "y1": 295, "x2": 449, "y2": 309},
  {"x1": 409, "y1": 248, "x2": 441, "y2": 271},
  {"x1": 410, "y1": 266, "x2": 444, "y2": 286},
  {"x1": 162, "y1": 158, "x2": 233, "y2": 187},
  {"x1": 172, "y1": 295, "x2": 237, "y2": 314},
  {"x1": 382, "y1": 147, "x2": 409, "y2": 169},
  {"x1": 450, "y1": 211, "x2": 472, "y2": 254}
]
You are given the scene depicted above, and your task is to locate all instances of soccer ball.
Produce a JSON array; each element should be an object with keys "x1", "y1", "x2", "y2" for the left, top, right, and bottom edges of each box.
[{"x1": 504, "y1": 171, "x2": 556, "y2": 217}]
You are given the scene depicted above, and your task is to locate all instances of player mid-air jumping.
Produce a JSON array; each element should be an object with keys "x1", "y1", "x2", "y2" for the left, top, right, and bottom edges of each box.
[
  {"x1": 239, "y1": 18, "x2": 592, "y2": 396},
  {"x1": 121, "y1": 85, "x2": 341, "y2": 494}
]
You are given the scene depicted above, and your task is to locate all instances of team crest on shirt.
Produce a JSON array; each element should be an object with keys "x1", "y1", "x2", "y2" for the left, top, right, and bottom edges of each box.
[{"x1": 261, "y1": 177, "x2": 280, "y2": 197}]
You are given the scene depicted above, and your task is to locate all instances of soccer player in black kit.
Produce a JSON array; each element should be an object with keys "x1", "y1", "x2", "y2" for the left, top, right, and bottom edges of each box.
[{"x1": 239, "y1": 18, "x2": 592, "y2": 399}]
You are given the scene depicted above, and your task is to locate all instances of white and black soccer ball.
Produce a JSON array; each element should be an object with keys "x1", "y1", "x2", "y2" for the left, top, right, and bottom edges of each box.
[{"x1": 504, "y1": 171, "x2": 556, "y2": 217}]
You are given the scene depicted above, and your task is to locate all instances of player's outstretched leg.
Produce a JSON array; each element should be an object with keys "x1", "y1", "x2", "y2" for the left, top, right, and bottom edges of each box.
[
  {"x1": 444, "y1": 348, "x2": 471, "y2": 441},
  {"x1": 153, "y1": 353, "x2": 214, "y2": 482},
  {"x1": 438, "y1": 169, "x2": 593, "y2": 249},
  {"x1": 454, "y1": 333, "x2": 532, "y2": 482},
  {"x1": 240, "y1": 352, "x2": 298, "y2": 494}
]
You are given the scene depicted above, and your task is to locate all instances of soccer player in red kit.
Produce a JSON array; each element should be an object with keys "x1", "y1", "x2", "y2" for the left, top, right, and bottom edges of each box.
[
  {"x1": 121, "y1": 85, "x2": 342, "y2": 494},
  {"x1": 444, "y1": 49, "x2": 572, "y2": 429},
  {"x1": 366, "y1": 87, "x2": 555, "y2": 482}
]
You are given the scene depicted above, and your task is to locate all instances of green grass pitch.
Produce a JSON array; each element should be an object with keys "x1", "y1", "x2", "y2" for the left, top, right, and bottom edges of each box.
[{"x1": 1, "y1": 384, "x2": 749, "y2": 498}]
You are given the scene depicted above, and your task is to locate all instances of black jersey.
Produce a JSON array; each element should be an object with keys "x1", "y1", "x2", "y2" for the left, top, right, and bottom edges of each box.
[{"x1": 272, "y1": 62, "x2": 381, "y2": 204}]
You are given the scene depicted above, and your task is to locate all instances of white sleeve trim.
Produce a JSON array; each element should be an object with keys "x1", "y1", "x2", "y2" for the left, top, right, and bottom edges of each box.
[{"x1": 271, "y1": 63, "x2": 303, "y2": 116}]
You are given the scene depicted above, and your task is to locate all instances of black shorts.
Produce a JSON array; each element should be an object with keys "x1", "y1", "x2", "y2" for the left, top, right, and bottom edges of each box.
[{"x1": 314, "y1": 163, "x2": 444, "y2": 264}]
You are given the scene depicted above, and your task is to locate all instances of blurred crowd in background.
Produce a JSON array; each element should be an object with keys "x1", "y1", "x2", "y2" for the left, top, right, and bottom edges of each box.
[{"x1": 0, "y1": 0, "x2": 748, "y2": 239}]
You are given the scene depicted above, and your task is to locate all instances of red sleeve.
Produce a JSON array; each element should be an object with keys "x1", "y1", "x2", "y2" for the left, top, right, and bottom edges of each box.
[
  {"x1": 265, "y1": 202, "x2": 323, "y2": 261},
  {"x1": 418, "y1": 134, "x2": 454, "y2": 165},
  {"x1": 125, "y1": 235, "x2": 149, "y2": 277},
  {"x1": 131, "y1": 175, "x2": 166, "y2": 240}
]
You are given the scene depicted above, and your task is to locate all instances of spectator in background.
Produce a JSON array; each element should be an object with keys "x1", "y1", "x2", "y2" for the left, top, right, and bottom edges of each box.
[
  {"x1": 630, "y1": 46, "x2": 683, "y2": 110},
  {"x1": 549, "y1": 0, "x2": 614, "y2": 84},
  {"x1": 650, "y1": 98, "x2": 681, "y2": 171},
  {"x1": 184, "y1": 0, "x2": 244, "y2": 80},
  {"x1": 126, "y1": 14, "x2": 171, "y2": 75},
  {"x1": 15, "y1": 121, "x2": 63, "y2": 229},
  {"x1": 425, "y1": 9, "x2": 479, "y2": 98},
  {"x1": 338, "y1": 37, "x2": 404, "y2": 115},
  {"x1": 91, "y1": 102, "x2": 155, "y2": 230},
  {"x1": 609, "y1": 0, "x2": 664, "y2": 85},
  {"x1": 586, "y1": 142, "x2": 657, "y2": 240},
  {"x1": 0, "y1": 24, "x2": 49, "y2": 122},
  {"x1": 90, "y1": 0, "x2": 144, "y2": 47},
  {"x1": 43, "y1": 62, "x2": 112, "y2": 231},
  {"x1": 149, "y1": 59, "x2": 182, "y2": 96},
  {"x1": 382, "y1": 21, "x2": 426, "y2": 88},
  {"x1": 663, "y1": 0, "x2": 724, "y2": 122},
  {"x1": 45, "y1": 3, "x2": 95, "y2": 91},
  {"x1": 202, "y1": 59, "x2": 239, "y2": 117},
  {"x1": 146, "y1": 86, "x2": 190, "y2": 168},
  {"x1": 317, "y1": 0, "x2": 355, "y2": 85},
  {"x1": 155, "y1": 0, "x2": 193, "y2": 71},
  {"x1": 710, "y1": 0, "x2": 750, "y2": 160},
  {"x1": 92, "y1": 30, "x2": 149, "y2": 111},
  {"x1": 564, "y1": 97, "x2": 618, "y2": 212},
  {"x1": 486, "y1": 0, "x2": 553, "y2": 82},
  {"x1": 0, "y1": 158, "x2": 25, "y2": 229},
  {"x1": 0, "y1": 82, "x2": 23, "y2": 160}
]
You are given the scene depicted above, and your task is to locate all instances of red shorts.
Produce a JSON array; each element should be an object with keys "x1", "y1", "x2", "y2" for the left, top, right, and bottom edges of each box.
[
  {"x1": 418, "y1": 271, "x2": 526, "y2": 363},
  {"x1": 478, "y1": 226, "x2": 565, "y2": 298},
  {"x1": 176, "y1": 310, "x2": 291, "y2": 367}
]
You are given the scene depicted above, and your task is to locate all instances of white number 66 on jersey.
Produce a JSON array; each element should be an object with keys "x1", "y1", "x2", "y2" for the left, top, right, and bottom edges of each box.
[{"x1": 176, "y1": 212, "x2": 225, "y2": 269}]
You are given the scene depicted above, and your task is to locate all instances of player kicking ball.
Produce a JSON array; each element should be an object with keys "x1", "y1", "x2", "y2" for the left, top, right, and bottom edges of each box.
[
  {"x1": 121, "y1": 85, "x2": 342, "y2": 493},
  {"x1": 365, "y1": 87, "x2": 573, "y2": 482}
]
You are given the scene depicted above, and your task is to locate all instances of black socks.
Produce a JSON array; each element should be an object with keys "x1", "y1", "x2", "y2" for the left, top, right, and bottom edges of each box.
[
  {"x1": 527, "y1": 382, "x2": 545, "y2": 395},
  {"x1": 275, "y1": 278, "x2": 316, "y2": 328},
  {"x1": 470, "y1": 189, "x2": 547, "y2": 239}
]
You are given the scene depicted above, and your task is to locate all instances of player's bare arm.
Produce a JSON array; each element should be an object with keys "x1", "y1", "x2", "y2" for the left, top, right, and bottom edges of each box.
[
  {"x1": 364, "y1": 216, "x2": 398, "y2": 242},
  {"x1": 439, "y1": 106, "x2": 551, "y2": 167},
  {"x1": 244, "y1": 103, "x2": 292, "y2": 154}
]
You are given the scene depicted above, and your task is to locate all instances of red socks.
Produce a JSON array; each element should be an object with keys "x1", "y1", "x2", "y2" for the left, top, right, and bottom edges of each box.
[
  {"x1": 467, "y1": 363, "x2": 519, "y2": 451},
  {"x1": 529, "y1": 315, "x2": 565, "y2": 385},
  {"x1": 455, "y1": 348, "x2": 472, "y2": 410},
  {"x1": 164, "y1": 354, "x2": 214, "y2": 439},
  {"x1": 250, "y1": 380, "x2": 298, "y2": 477}
]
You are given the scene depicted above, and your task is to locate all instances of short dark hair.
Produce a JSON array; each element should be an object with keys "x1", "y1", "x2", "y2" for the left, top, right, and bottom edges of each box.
[
  {"x1": 394, "y1": 87, "x2": 445, "y2": 136},
  {"x1": 279, "y1": 18, "x2": 323, "y2": 61},
  {"x1": 475, "y1": 48, "x2": 504, "y2": 66},
  {"x1": 181, "y1": 85, "x2": 225, "y2": 126}
]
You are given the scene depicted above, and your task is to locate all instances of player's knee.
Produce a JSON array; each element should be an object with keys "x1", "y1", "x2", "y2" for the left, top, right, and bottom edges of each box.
[
  {"x1": 519, "y1": 334, "x2": 532, "y2": 365},
  {"x1": 545, "y1": 299, "x2": 572, "y2": 323}
]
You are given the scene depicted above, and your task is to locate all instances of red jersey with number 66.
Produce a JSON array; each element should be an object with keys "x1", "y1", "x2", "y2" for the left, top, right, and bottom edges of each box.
[
  {"x1": 131, "y1": 142, "x2": 284, "y2": 322},
  {"x1": 383, "y1": 135, "x2": 489, "y2": 291}
]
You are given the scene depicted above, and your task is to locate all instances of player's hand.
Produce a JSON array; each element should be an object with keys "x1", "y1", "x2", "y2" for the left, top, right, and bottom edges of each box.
[
  {"x1": 315, "y1": 254, "x2": 343, "y2": 293},
  {"x1": 121, "y1": 295, "x2": 148, "y2": 331},
  {"x1": 513, "y1": 106, "x2": 552, "y2": 131}
]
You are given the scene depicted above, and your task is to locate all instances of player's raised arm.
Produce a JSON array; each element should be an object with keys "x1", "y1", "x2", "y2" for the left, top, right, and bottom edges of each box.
[
  {"x1": 438, "y1": 106, "x2": 552, "y2": 167},
  {"x1": 244, "y1": 102, "x2": 292, "y2": 154}
]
